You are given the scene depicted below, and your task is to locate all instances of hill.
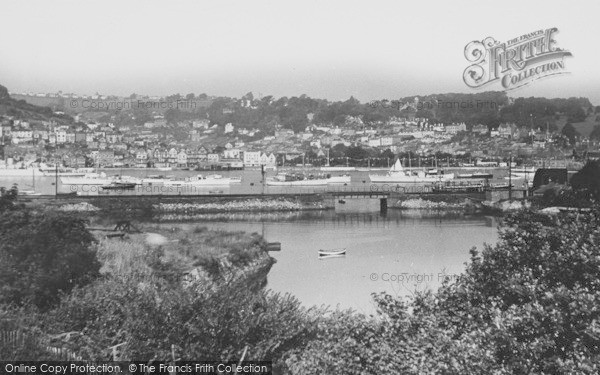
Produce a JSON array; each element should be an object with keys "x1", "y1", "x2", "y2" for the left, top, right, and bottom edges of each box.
[{"x1": 0, "y1": 85, "x2": 74, "y2": 124}]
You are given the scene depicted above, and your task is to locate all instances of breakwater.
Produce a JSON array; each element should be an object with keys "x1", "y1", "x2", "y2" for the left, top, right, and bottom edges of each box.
[{"x1": 26, "y1": 191, "x2": 488, "y2": 216}]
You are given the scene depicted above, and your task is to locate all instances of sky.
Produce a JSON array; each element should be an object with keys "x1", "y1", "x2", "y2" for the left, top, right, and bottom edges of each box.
[{"x1": 1, "y1": 0, "x2": 598, "y2": 104}]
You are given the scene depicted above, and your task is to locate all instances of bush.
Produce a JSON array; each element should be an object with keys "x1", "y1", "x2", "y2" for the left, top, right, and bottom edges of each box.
[{"x1": 0, "y1": 208, "x2": 100, "y2": 310}]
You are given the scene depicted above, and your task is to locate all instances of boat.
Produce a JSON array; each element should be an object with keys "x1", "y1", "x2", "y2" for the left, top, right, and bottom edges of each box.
[
  {"x1": 266, "y1": 173, "x2": 351, "y2": 186},
  {"x1": 503, "y1": 167, "x2": 536, "y2": 187},
  {"x1": 41, "y1": 167, "x2": 95, "y2": 177},
  {"x1": 318, "y1": 248, "x2": 347, "y2": 256},
  {"x1": 164, "y1": 174, "x2": 241, "y2": 187},
  {"x1": 140, "y1": 175, "x2": 173, "y2": 185},
  {"x1": 0, "y1": 167, "x2": 44, "y2": 177},
  {"x1": 504, "y1": 167, "x2": 536, "y2": 180},
  {"x1": 61, "y1": 173, "x2": 140, "y2": 186},
  {"x1": 369, "y1": 159, "x2": 454, "y2": 183},
  {"x1": 457, "y1": 172, "x2": 494, "y2": 179},
  {"x1": 320, "y1": 166, "x2": 356, "y2": 172},
  {"x1": 101, "y1": 182, "x2": 137, "y2": 190},
  {"x1": 19, "y1": 190, "x2": 42, "y2": 196},
  {"x1": 433, "y1": 181, "x2": 485, "y2": 193},
  {"x1": 61, "y1": 173, "x2": 116, "y2": 186}
]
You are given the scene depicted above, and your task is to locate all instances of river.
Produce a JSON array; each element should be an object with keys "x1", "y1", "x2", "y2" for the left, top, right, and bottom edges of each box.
[
  {"x1": 156, "y1": 210, "x2": 498, "y2": 314},
  {"x1": 0, "y1": 170, "x2": 500, "y2": 313},
  {"x1": 0, "y1": 166, "x2": 515, "y2": 196}
]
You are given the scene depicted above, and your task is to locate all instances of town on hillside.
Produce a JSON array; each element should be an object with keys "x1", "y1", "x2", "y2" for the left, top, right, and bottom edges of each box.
[{"x1": 1, "y1": 88, "x2": 599, "y2": 170}]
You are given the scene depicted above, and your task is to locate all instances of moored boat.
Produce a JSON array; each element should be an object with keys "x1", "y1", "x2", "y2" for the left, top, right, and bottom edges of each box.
[
  {"x1": 0, "y1": 167, "x2": 44, "y2": 177},
  {"x1": 165, "y1": 174, "x2": 241, "y2": 187},
  {"x1": 101, "y1": 182, "x2": 137, "y2": 190},
  {"x1": 369, "y1": 159, "x2": 454, "y2": 183},
  {"x1": 266, "y1": 173, "x2": 350, "y2": 186},
  {"x1": 318, "y1": 248, "x2": 347, "y2": 256}
]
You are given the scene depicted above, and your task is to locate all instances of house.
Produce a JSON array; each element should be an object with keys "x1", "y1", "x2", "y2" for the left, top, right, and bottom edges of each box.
[
  {"x1": 472, "y1": 124, "x2": 489, "y2": 135},
  {"x1": 197, "y1": 146, "x2": 208, "y2": 161},
  {"x1": 224, "y1": 123, "x2": 234, "y2": 134},
  {"x1": 207, "y1": 153, "x2": 220, "y2": 163},
  {"x1": 97, "y1": 150, "x2": 115, "y2": 167},
  {"x1": 135, "y1": 150, "x2": 148, "y2": 163},
  {"x1": 380, "y1": 137, "x2": 393, "y2": 146},
  {"x1": 243, "y1": 151, "x2": 261, "y2": 166},
  {"x1": 223, "y1": 149, "x2": 241, "y2": 159},
  {"x1": 177, "y1": 150, "x2": 188, "y2": 166},
  {"x1": 498, "y1": 123, "x2": 518, "y2": 138},
  {"x1": 167, "y1": 148, "x2": 178, "y2": 164},
  {"x1": 368, "y1": 139, "x2": 381, "y2": 147},
  {"x1": 259, "y1": 152, "x2": 276, "y2": 167},
  {"x1": 55, "y1": 130, "x2": 67, "y2": 143},
  {"x1": 192, "y1": 119, "x2": 210, "y2": 129},
  {"x1": 445, "y1": 123, "x2": 467, "y2": 134}
]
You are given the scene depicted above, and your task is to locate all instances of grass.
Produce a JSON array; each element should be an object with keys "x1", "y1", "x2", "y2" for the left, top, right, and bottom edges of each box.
[{"x1": 93, "y1": 225, "x2": 268, "y2": 280}]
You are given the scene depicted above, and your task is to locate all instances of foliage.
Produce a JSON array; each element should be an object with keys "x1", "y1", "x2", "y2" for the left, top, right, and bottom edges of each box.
[
  {"x1": 0, "y1": 185, "x2": 20, "y2": 212},
  {"x1": 4, "y1": 206, "x2": 600, "y2": 373},
  {"x1": 570, "y1": 160, "x2": 600, "y2": 200},
  {"x1": 39, "y1": 273, "x2": 319, "y2": 364},
  {"x1": 561, "y1": 122, "x2": 579, "y2": 145},
  {"x1": 287, "y1": 209, "x2": 600, "y2": 373},
  {"x1": 0, "y1": 207, "x2": 100, "y2": 310}
]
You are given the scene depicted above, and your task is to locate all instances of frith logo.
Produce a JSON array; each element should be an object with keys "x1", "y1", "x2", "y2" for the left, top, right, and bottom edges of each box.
[{"x1": 463, "y1": 28, "x2": 572, "y2": 90}]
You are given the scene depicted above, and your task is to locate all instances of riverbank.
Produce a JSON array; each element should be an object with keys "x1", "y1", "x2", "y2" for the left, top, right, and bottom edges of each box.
[{"x1": 97, "y1": 225, "x2": 275, "y2": 291}]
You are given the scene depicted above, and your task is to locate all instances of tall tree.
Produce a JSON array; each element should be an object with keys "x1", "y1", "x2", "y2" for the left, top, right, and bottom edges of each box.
[{"x1": 561, "y1": 122, "x2": 578, "y2": 145}]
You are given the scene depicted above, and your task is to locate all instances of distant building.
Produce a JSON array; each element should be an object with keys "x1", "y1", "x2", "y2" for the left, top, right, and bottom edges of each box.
[
  {"x1": 472, "y1": 124, "x2": 489, "y2": 135},
  {"x1": 243, "y1": 151, "x2": 261, "y2": 166}
]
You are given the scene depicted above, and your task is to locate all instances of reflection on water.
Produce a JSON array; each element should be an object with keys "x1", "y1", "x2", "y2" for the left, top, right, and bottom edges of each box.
[{"x1": 145, "y1": 210, "x2": 498, "y2": 314}]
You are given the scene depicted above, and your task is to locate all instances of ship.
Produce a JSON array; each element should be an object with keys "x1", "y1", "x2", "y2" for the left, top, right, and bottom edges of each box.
[
  {"x1": 456, "y1": 172, "x2": 494, "y2": 179},
  {"x1": 320, "y1": 166, "x2": 356, "y2": 172},
  {"x1": 164, "y1": 174, "x2": 241, "y2": 187},
  {"x1": 61, "y1": 173, "x2": 139, "y2": 186},
  {"x1": 369, "y1": 159, "x2": 454, "y2": 183},
  {"x1": 265, "y1": 173, "x2": 351, "y2": 186},
  {"x1": 41, "y1": 166, "x2": 95, "y2": 177},
  {"x1": 504, "y1": 166, "x2": 536, "y2": 187},
  {"x1": 0, "y1": 166, "x2": 44, "y2": 177}
]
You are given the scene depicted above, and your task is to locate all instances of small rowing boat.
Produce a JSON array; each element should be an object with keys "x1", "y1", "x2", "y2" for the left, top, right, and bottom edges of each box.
[{"x1": 318, "y1": 248, "x2": 346, "y2": 257}]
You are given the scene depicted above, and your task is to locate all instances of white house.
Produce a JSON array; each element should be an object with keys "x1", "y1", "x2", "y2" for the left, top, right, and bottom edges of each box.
[
  {"x1": 55, "y1": 130, "x2": 67, "y2": 144},
  {"x1": 177, "y1": 150, "x2": 188, "y2": 166},
  {"x1": 259, "y1": 153, "x2": 276, "y2": 167},
  {"x1": 223, "y1": 149, "x2": 241, "y2": 159},
  {"x1": 243, "y1": 151, "x2": 262, "y2": 166}
]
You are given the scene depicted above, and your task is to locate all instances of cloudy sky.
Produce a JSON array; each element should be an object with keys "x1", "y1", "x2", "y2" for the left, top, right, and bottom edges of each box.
[{"x1": 1, "y1": 0, "x2": 598, "y2": 103}]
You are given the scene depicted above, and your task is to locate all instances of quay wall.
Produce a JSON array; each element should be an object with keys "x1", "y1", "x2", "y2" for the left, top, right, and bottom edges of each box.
[{"x1": 25, "y1": 191, "x2": 489, "y2": 215}]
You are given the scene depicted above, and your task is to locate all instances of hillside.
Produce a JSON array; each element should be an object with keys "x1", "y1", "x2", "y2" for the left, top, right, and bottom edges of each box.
[{"x1": 0, "y1": 85, "x2": 74, "y2": 124}]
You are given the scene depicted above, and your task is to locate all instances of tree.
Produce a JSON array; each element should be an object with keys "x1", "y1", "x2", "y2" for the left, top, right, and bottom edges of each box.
[
  {"x1": 561, "y1": 122, "x2": 578, "y2": 145},
  {"x1": 570, "y1": 160, "x2": 600, "y2": 200},
  {"x1": 0, "y1": 209, "x2": 100, "y2": 310},
  {"x1": 0, "y1": 185, "x2": 19, "y2": 212},
  {"x1": 590, "y1": 125, "x2": 600, "y2": 141}
]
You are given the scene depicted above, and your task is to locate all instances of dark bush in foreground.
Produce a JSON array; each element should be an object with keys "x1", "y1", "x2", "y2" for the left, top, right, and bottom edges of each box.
[{"x1": 0, "y1": 207, "x2": 100, "y2": 310}]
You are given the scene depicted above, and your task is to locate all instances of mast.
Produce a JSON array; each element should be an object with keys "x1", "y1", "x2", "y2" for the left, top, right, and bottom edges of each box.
[
  {"x1": 508, "y1": 154, "x2": 512, "y2": 201},
  {"x1": 55, "y1": 163, "x2": 58, "y2": 199}
]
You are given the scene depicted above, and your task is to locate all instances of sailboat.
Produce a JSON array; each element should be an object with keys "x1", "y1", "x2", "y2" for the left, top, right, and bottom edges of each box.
[{"x1": 369, "y1": 159, "x2": 455, "y2": 183}]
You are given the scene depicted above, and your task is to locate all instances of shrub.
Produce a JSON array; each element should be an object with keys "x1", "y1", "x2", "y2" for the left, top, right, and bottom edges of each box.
[{"x1": 0, "y1": 208, "x2": 100, "y2": 310}]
